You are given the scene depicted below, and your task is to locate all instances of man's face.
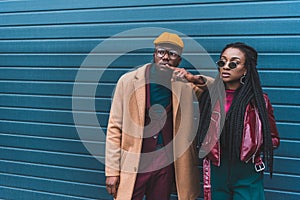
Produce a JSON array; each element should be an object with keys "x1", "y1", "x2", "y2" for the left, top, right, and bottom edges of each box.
[{"x1": 153, "y1": 44, "x2": 182, "y2": 71}]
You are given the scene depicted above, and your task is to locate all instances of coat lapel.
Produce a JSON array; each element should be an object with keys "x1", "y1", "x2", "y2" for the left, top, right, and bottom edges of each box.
[
  {"x1": 132, "y1": 64, "x2": 149, "y2": 126},
  {"x1": 172, "y1": 81, "x2": 183, "y2": 129}
]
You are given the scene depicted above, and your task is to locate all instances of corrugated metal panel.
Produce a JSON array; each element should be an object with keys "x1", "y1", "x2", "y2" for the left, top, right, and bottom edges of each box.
[{"x1": 0, "y1": 0, "x2": 299, "y2": 199}]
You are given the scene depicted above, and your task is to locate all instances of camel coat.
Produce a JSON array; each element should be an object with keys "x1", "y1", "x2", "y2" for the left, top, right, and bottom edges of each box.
[{"x1": 106, "y1": 63, "x2": 211, "y2": 200}]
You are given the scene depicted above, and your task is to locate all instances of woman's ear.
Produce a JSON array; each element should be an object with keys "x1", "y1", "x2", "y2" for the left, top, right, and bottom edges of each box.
[{"x1": 243, "y1": 68, "x2": 247, "y2": 76}]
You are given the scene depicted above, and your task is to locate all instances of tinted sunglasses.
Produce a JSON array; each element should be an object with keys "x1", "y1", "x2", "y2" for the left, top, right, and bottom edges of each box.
[
  {"x1": 216, "y1": 60, "x2": 240, "y2": 69},
  {"x1": 155, "y1": 48, "x2": 180, "y2": 60}
]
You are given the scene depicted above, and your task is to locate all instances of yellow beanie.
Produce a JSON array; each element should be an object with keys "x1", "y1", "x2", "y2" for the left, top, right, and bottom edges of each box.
[{"x1": 153, "y1": 32, "x2": 184, "y2": 49}]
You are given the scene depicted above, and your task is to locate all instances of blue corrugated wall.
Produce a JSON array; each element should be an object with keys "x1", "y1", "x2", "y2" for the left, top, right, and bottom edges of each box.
[{"x1": 0, "y1": 0, "x2": 299, "y2": 199}]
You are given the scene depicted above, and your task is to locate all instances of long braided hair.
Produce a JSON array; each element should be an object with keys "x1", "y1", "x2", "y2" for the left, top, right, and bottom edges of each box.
[{"x1": 198, "y1": 42, "x2": 274, "y2": 175}]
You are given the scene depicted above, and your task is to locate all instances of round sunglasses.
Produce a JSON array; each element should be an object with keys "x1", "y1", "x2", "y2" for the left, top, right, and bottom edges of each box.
[
  {"x1": 155, "y1": 48, "x2": 180, "y2": 60},
  {"x1": 216, "y1": 60, "x2": 242, "y2": 69}
]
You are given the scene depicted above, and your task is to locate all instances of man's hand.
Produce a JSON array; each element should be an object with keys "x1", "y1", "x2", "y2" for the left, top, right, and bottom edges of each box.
[
  {"x1": 165, "y1": 64, "x2": 188, "y2": 82},
  {"x1": 106, "y1": 176, "x2": 120, "y2": 199},
  {"x1": 166, "y1": 64, "x2": 205, "y2": 84}
]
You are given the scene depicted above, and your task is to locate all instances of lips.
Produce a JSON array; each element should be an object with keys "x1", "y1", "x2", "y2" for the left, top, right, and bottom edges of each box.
[
  {"x1": 159, "y1": 62, "x2": 169, "y2": 66},
  {"x1": 222, "y1": 72, "x2": 231, "y2": 78}
]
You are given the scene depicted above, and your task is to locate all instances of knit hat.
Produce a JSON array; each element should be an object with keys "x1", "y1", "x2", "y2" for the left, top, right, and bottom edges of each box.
[{"x1": 153, "y1": 32, "x2": 184, "y2": 49}]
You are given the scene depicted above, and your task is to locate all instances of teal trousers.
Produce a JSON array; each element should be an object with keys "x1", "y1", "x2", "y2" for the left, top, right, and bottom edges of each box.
[{"x1": 211, "y1": 154, "x2": 265, "y2": 200}]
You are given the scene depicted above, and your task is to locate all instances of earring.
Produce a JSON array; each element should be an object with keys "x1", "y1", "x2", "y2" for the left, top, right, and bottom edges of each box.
[{"x1": 240, "y1": 73, "x2": 246, "y2": 85}]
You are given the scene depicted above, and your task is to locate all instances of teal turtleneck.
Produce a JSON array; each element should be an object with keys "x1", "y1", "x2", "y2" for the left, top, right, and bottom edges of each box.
[{"x1": 149, "y1": 64, "x2": 172, "y2": 145}]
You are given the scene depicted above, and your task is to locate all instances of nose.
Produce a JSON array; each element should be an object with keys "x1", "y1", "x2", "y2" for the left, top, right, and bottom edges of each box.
[
  {"x1": 222, "y1": 62, "x2": 231, "y2": 70},
  {"x1": 162, "y1": 52, "x2": 170, "y2": 60}
]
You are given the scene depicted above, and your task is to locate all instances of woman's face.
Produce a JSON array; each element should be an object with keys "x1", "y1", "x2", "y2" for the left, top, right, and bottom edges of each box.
[{"x1": 218, "y1": 47, "x2": 247, "y2": 90}]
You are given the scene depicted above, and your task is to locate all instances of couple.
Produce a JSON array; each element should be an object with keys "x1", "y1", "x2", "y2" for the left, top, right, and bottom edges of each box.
[{"x1": 105, "y1": 32, "x2": 280, "y2": 200}]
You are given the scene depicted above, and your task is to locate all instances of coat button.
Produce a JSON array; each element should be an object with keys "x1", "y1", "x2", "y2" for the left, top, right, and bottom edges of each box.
[{"x1": 153, "y1": 135, "x2": 158, "y2": 139}]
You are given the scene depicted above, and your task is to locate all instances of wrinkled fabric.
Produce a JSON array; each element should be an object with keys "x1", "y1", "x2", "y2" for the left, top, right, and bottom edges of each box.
[{"x1": 202, "y1": 94, "x2": 280, "y2": 166}]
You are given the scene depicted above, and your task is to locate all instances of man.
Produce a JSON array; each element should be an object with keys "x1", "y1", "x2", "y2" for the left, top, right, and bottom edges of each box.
[{"x1": 105, "y1": 32, "x2": 212, "y2": 200}]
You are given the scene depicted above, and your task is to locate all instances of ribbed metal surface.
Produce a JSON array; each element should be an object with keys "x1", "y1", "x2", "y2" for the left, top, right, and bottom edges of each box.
[{"x1": 0, "y1": 0, "x2": 299, "y2": 199}]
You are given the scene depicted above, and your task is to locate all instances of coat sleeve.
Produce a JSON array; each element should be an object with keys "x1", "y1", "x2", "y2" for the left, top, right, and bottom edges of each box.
[
  {"x1": 105, "y1": 76, "x2": 124, "y2": 176},
  {"x1": 191, "y1": 75, "x2": 214, "y2": 100},
  {"x1": 264, "y1": 94, "x2": 280, "y2": 149}
]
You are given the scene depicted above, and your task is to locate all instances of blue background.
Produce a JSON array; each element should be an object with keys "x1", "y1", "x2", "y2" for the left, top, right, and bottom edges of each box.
[{"x1": 0, "y1": 0, "x2": 299, "y2": 199}]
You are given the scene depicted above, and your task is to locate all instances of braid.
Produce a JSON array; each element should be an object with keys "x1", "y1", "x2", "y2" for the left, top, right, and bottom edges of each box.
[
  {"x1": 197, "y1": 77, "x2": 225, "y2": 149},
  {"x1": 197, "y1": 42, "x2": 274, "y2": 175},
  {"x1": 250, "y1": 66, "x2": 274, "y2": 175}
]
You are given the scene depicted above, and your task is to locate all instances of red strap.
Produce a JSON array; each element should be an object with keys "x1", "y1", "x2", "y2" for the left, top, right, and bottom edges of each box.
[{"x1": 203, "y1": 158, "x2": 211, "y2": 200}]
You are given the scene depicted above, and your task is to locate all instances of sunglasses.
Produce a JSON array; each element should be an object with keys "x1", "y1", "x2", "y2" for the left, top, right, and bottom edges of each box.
[
  {"x1": 155, "y1": 48, "x2": 180, "y2": 60},
  {"x1": 216, "y1": 60, "x2": 242, "y2": 69}
]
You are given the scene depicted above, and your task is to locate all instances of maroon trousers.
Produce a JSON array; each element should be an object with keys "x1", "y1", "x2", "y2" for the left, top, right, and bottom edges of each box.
[{"x1": 132, "y1": 164, "x2": 174, "y2": 200}]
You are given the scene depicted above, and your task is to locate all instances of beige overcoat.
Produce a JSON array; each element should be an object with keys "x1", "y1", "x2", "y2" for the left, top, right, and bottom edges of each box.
[{"x1": 106, "y1": 63, "x2": 211, "y2": 200}]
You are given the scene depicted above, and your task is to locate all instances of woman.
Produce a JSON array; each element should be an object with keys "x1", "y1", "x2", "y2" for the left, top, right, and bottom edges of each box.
[{"x1": 197, "y1": 42, "x2": 280, "y2": 200}]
